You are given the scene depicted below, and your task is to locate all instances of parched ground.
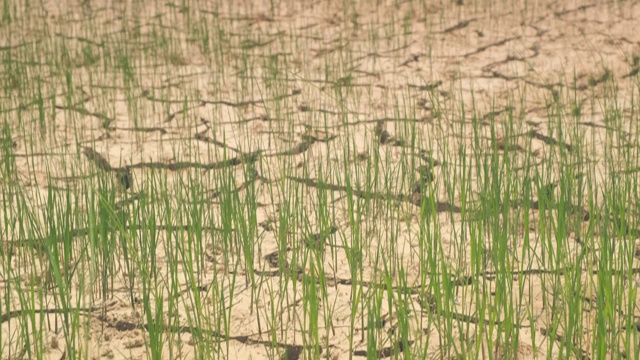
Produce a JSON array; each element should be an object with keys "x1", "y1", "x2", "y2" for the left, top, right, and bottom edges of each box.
[{"x1": 2, "y1": 0, "x2": 640, "y2": 359}]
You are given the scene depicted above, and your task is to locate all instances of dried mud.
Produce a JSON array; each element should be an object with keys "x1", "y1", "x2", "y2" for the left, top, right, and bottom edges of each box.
[{"x1": 2, "y1": 0, "x2": 640, "y2": 359}]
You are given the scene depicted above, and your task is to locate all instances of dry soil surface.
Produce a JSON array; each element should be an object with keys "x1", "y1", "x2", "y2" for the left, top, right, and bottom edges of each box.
[{"x1": 2, "y1": 0, "x2": 640, "y2": 359}]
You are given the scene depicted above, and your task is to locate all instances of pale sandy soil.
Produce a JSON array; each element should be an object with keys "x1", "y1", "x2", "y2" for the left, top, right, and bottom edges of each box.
[{"x1": 2, "y1": 0, "x2": 640, "y2": 359}]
